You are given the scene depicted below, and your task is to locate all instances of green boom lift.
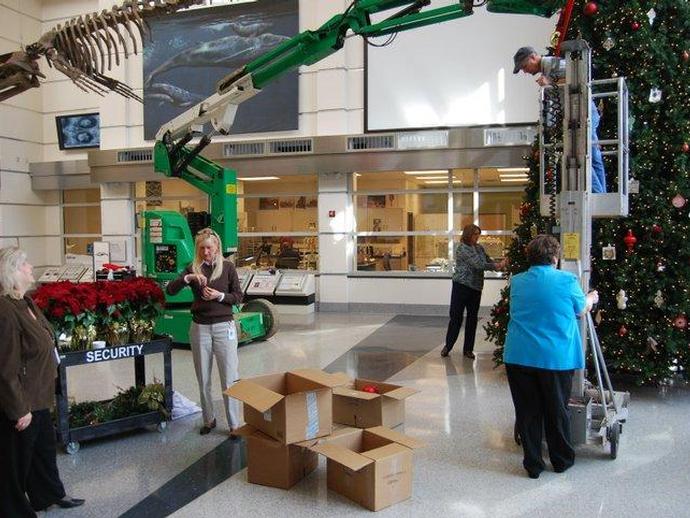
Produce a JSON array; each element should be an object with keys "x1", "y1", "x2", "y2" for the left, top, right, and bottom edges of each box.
[{"x1": 145, "y1": 0, "x2": 567, "y2": 345}]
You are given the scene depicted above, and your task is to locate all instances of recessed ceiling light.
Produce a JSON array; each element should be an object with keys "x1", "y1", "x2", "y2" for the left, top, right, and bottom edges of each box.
[
  {"x1": 238, "y1": 176, "x2": 280, "y2": 181},
  {"x1": 404, "y1": 170, "x2": 449, "y2": 175},
  {"x1": 496, "y1": 167, "x2": 530, "y2": 173}
]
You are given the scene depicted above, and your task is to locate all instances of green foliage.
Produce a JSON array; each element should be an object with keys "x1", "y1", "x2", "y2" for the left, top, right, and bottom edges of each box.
[
  {"x1": 486, "y1": 0, "x2": 690, "y2": 384},
  {"x1": 69, "y1": 383, "x2": 167, "y2": 428}
]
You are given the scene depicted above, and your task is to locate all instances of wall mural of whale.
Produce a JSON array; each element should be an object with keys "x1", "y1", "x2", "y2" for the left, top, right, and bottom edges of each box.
[{"x1": 143, "y1": 0, "x2": 298, "y2": 140}]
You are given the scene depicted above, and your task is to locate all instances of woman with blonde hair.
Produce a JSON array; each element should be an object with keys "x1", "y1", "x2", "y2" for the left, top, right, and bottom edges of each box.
[
  {"x1": 166, "y1": 228, "x2": 244, "y2": 435},
  {"x1": 0, "y1": 247, "x2": 84, "y2": 515}
]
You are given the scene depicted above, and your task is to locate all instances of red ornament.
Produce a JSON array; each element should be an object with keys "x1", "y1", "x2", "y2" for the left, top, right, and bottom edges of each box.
[
  {"x1": 520, "y1": 203, "x2": 531, "y2": 217},
  {"x1": 652, "y1": 224, "x2": 662, "y2": 234},
  {"x1": 682, "y1": 142, "x2": 689, "y2": 153},
  {"x1": 362, "y1": 385, "x2": 379, "y2": 394},
  {"x1": 672, "y1": 194, "x2": 687, "y2": 208},
  {"x1": 673, "y1": 314, "x2": 688, "y2": 329},
  {"x1": 583, "y1": 2, "x2": 598, "y2": 16},
  {"x1": 623, "y1": 229, "x2": 637, "y2": 252},
  {"x1": 682, "y1": 50, "x2": 689, "y2": 62},
  {"x1": 618, "y1": 325, "x2": 628, "y2": 337},
  {"x1": 631, "y1": 21, "x2": 641, "y2": 31}
]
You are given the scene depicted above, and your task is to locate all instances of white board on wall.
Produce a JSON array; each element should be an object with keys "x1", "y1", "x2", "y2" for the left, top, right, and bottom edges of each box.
[{"x1": 365, "y1": 1, "x2": 558, "y2": 131}]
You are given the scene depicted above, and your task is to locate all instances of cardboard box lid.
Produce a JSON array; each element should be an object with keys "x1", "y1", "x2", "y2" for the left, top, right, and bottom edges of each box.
[
  {"x1": 330, "y1": 372, "x2": 353, "y2": 386},
  {"x1": 291, "y1": 368, "x2": 343, "y2": 388},
  {"x1": 366, "y1": 426, "x2": 425, "y2": 450},
  {"x1": 225, "y1": 380, "x2": 284, "y2": 412},
  {"x1": 311, "y1": 443, "x2": 374, "y2": 472},
  {"x1": 333, "y1": 386, "x2": 380, "y2": 401},
  {"x1": 382, "y1": 386, "x2": 420, "y2": 401},
  {"x1": 360, "y1": 442, "x2": 409, "y2": 462}
]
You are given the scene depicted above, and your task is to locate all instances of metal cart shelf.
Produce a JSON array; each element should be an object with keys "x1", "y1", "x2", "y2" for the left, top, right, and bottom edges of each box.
[{"x1": 55, "y1": 336, "x2": 173, "y2": 454}]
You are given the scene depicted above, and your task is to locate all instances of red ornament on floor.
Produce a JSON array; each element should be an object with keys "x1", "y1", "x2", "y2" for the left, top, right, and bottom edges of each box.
[{"x1": 362, "y1": 385, "x2": 379, "y2": 394}]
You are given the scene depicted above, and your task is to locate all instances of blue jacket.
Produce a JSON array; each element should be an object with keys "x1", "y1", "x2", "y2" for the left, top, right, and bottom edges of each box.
[{"x1": 504, "y1": 265, "x2": 585, "y2": 370}]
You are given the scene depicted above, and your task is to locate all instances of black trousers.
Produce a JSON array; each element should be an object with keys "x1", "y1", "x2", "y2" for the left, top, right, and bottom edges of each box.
[
  {"x1": 505, "y1": 364, "x2": 575, "y2": 475},
  {"x1": 444, "y1": 282, "x2": 482, "y2": 353},
  {"x1": 0, "y1": 409, "x2": 66, "y2": 517}
]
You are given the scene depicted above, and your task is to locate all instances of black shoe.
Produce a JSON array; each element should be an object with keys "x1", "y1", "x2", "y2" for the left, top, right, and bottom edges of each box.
[
  {"x1": 553, "y1": 463, "x2": 572, "y2": 473},
  {"x1": 200, "y1": 419, "x2": 217, "y2": 435},
  {"x1": 56, "y1": 497, "x2": 85, "y2": 509},
  {"x1": 440, "y1": 347, "x2": 450, "y2": 357},
  {"x1": 463, "y1": 351, "x2": 476, "y2": 359},
  {"x1": 527, "y1": 471, "x2": 540, "y2": 479}
]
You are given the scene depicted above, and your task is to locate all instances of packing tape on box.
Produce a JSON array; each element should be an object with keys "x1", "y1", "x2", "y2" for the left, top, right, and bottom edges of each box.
[
  {"x1": 305, "y1": 391, "x2": 319, "y2": 440},
  {"x1": 263, "y1": 409, "x2": 272, "y2": 422}
]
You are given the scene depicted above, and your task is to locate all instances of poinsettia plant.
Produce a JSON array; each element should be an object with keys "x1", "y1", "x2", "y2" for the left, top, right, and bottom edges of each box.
[{"x1": 32, "y1": 278, "x2": 165, "y2": 335}]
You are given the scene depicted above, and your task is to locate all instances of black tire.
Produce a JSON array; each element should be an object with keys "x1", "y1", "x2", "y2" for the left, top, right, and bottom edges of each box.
[
  {"x1": 241, "y1": 298, "x2": 279, "y2": 339},
  {"x1": 608, "y1": 422, "x2": 620, "y2": 460}
]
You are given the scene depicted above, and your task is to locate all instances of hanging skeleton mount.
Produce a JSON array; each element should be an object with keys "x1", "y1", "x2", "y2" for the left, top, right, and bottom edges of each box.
[{"x1": 0, "y1": 0, "x2": 203, "y2": 103}]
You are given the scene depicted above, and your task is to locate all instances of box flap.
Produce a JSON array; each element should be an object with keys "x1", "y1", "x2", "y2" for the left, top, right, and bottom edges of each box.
[
  {"x1": 382, "y1": 386, "x2": 420, "y2": 401},
  {"x1": 330, "y1": 372, "x2": 352, "y2": 386},
  {"x1": 333, "y1": 386, "x2": 379, "y2": 401},
  {"x1": 311, "y1": 443, "x2": 373, "y2": 471},
  {"x1": 230, "y1": 424, "x2": 257, "y2": 438},
  {"x1": 290, "y1": 368, "x2": 343, "y2": 388},
  {"x1": 366, "y1": 426, "x2": 425, "y2": 450},
  {"x1": 225, "y1": 380, "x2": 284, "y2": 412},
  {"x1": 360, "y1": 442, "x2": 408, "y2": 462}
]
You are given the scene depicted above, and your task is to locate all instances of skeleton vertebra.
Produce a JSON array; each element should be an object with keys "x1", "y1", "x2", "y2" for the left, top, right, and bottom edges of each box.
[{"x1": 0, "y1": 0, "x2": 203, "y2": 103}]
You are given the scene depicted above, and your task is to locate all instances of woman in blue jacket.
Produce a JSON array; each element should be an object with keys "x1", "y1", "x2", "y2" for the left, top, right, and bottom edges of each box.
[{"x1": 504, "y1": 234, "x2": 598, "y2": 479}]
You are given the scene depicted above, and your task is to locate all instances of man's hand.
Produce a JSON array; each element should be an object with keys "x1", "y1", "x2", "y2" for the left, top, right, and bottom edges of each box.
[
  {"x1": 536, "y1": 75, "x2": 551, "y2": 87},
  {"x1": 202, "y1": 286, "x2": 223, "y2": 301},
  {"x1": 16, "y1": 412, "x2": 32, "y2": 432}
]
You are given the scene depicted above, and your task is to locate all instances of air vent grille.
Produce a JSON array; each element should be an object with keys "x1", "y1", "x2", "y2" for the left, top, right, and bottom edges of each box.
[
  {"x1": 223, "y1": 142, "x2": 265, "y2": 157},
  {"x1": 268, "y1": 139, "x2": 312, "y2": 154},
  {"x1": 347, "y1": 135, "x2": 395, "y2": 151},
  {"x1": 117, "y1": 150, "x2": 153, "y2": 162}
]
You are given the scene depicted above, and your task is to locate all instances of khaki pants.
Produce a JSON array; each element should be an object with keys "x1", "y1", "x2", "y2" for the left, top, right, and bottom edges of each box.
[{"x1": 190, "y1": 321, "x2": 240, "y2": 429}]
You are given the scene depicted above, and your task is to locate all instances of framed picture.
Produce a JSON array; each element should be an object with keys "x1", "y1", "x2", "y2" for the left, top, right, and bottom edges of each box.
[{"x1": 55, "y1": 113, "x2": 100, "y2": 150}]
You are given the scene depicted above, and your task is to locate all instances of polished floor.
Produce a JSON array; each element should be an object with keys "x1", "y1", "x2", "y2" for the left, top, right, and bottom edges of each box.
[{"x1": 41, "y1": 312, "x2": 690, "y2": 518}]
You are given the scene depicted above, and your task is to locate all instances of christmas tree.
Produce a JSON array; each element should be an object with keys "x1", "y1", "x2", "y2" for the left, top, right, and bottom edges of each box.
[{"x1": 485, "y1": 0, "x2": 690, "y2": 384}]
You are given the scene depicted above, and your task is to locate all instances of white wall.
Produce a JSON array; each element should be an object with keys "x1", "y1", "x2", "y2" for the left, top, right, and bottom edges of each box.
[
  {"x1": 0, "y1": 0, "x2": 62, "y2": 270},
  {"x1": 5, "y1": 0, "x2": 509, "y2": 309}
]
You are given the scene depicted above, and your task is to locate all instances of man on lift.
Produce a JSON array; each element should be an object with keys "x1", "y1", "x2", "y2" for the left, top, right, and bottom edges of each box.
[{"x1": 513, "y1": 46, "x2": 607, "y2": 194}]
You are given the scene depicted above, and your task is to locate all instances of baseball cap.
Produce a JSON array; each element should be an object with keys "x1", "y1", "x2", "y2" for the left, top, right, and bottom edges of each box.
[{"x1": 513, "y1": 46, "x2": 536, "y2": 74}]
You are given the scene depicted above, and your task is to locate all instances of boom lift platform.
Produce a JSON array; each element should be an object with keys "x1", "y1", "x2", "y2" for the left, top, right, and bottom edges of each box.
[{"x1": 538, "y1": 40, "x2": 630, "y2": 457}]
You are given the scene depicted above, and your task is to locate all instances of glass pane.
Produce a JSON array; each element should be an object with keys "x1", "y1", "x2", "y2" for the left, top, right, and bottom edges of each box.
[
  {"x1": 354, "y1": 193, "x2": 447, "y2": 232},
  {"x1": 236, "y1": 236, "x2": 318, "y2": 270},
  {"x1": 240, "y1": 196, "x2": 318, "y2": 232},
  {"x1": 356, "y1": 235, "x2": 450, "y2": 272},
  {"x1": 477, "y1": 234, "x2": 512, "y2": 259},
  {"x1": 238, "y1": 175, "x2": 317, "y2": 195},
  {"x1": 135, "y1": 198, "x2": 208, "y2": 215},
  {"x1": 452, "y1": 192, "x2": 474, "y2": 230},
  {"x1": 64, "y1": 206, "x2": 101, "y2": 234},
  {"x1": 63, "y1": 188, "x2": 100, "y2": 203},
  {"x1": 479, "y1": 192, "x2": 522, "y2": 231},
  {"x1": 354, "y1": 170, "x2": 473, "y2": 190},
  {"x1": 134, "y1": 179, "x2": 204, "y2": 198},
  {"x1": 479, "y1": 167, "x2": 529, "y2": 187},
  {"x1": 64, "y1": 237, "x2": 100, "y2": 255}
]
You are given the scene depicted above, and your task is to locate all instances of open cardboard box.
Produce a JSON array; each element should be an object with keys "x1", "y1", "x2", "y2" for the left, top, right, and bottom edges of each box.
[
  {"x1": 225, "y1": 368, "x2": 342, "y2": 444},
  {"x1": 233, "y1": 424, "x2": 319, "y2": 490},
  {"x1": 310, "y1": 426, "x2": 424, "y2": 511},
  {"x1": 332, "y1": 377, "x2": 419, "y2": 428}
]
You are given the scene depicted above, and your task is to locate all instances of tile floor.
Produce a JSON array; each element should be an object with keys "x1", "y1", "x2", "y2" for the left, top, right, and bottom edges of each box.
[{"x1": 40, "y1": 312, "x2": 690, "y2": 518}]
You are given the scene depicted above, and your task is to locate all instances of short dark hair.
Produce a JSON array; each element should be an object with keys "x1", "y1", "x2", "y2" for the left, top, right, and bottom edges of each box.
[
  {"x1": 461, "y1": 224, "x2": 481, "y2": 245},
  {"x1": 526, "y1": 234, "x2": 560, "y2": 265}
]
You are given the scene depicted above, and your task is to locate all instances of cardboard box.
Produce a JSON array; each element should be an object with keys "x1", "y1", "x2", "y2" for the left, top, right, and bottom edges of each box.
[
  {"x1": 233, "y1": 425, "x2": 318, "y2": 490},
  {"x1": 332, "y1": 378, "x2": 419, "y2": 428},
  {"x1": 225, "y1": 369, "x2": 341, "y2": 444},
  {"x1": 311, "y1": 426, "x2": 424, "y2": 512}
]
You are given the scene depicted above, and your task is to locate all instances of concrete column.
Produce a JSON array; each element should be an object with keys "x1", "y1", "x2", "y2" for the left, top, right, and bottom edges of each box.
[
  {"x1": 100, "y1": 182, "x2": 136, "y2": 267},
  {"x1": 317, "y1": 172, "x2": 353, "y2": 311}
]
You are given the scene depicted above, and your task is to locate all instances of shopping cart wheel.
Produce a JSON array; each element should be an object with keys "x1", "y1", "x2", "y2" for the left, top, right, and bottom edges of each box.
[
  {"x1": 66, "y1": 441, "x2": 80, "y2": 455},
  {"x1": 607, "y1": 422, "x2": 620, "y2": 460}
]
